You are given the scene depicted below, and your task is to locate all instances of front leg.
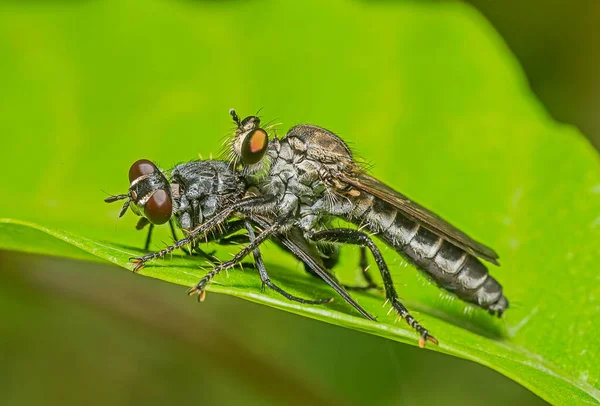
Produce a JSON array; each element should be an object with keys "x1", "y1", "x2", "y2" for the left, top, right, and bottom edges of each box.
[
  {"x1": 191, "y1": 219, "x2": 249, "y2": 264},
  {"x1": 187, "y1": 215, "x2": 291, "y2": 300},
  {"x1": 130, "y1": 195, "x2": 274, "y2": 271},
  {"x1": 244, "y1": 220, "x2": 332, "y2": 305}
]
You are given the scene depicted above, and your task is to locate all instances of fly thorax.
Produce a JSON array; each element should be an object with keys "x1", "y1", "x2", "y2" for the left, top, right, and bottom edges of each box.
[
  {"x1": 177, "y1": 212, "x2": 191, "y2": 230},
  {"x1": 298, "y1": 212, "x2": 319, "y2": 231},
  {"x1": 275, "y1": 138, "x2": 294, "y2": 162},
  {"x1": 278, "y1": 192, "x2": 300, "y2": 218},
  {"x1": 285, "y1": 125, "x2": 353, "y2": 165},
  {"x1": 177, "y1": 194, "x2": 190, "y2": 212},
  {"x1": 295, "y1": 159, "x2": 322, "y2": 185},
  {"x1": 297, "y1": 199, "x2": 333, "y2": 232},
  {"x1": 270, "y1": 158, "x2": 295, "y2": 181},
  {"x1": 259, "y1": 175, "x2": 286, "y2": 198},
  {"x1": 174, "y1": 195, "x2": 197, "y2": 230},
  {"x1": 202, "y1": 195, "x2": 219, "y2": 219}
]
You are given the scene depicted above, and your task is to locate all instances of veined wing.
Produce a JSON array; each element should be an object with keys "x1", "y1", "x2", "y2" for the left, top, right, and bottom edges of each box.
[{"x1": 337, "y1": 170, "x2": 500, "y2": 265}]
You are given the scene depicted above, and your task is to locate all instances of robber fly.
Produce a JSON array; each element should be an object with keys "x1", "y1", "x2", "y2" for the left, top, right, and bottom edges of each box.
[
  {"x1": 223, "y1": 109, "x2": 509, "y2": 347},
  {"x1": 105, "y1": 158, "x2": 377, "y2": 319},
  {"x1": 125, "y1": 110, "x2": 508, "y2": 347}
]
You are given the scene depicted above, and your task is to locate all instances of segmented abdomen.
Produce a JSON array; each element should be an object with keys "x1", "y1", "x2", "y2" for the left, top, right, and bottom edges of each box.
[{"x1": 348, "y1": 196, "x2": 508, "y2": 313}]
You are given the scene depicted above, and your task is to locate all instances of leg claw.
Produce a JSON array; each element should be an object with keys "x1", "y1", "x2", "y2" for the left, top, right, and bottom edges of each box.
[
  {"x1": 418, "y1": 334, "x2": 439, "y2": 348},
  {"x1": 188, "y1": 281, "x2": 208, "y2": 302},
  {"x1": 129, "y1": 258, "x2": 145, "y2": 272}
]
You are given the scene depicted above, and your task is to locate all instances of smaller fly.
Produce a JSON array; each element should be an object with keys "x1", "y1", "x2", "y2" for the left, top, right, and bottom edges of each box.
[
  {"x1": 105, "y1": 158, "x2": 377, "y2": 319},
  {"x1": 104, "y1": 158, "x2": 242, "y2": 261}
]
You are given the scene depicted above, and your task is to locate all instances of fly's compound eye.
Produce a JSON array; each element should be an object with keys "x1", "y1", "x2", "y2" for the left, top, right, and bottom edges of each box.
[
  {"x1": 241, "y1": 128, "x2": 269, "y2": 165},
  {"x1": 129, "y1": 159, "x2": 157, "y2": 183},
  {"x1": 144, "y1": 189, "x2": 172, "y2": 225}
]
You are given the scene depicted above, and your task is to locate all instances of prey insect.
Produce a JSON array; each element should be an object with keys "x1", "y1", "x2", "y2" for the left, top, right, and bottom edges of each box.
[
  {"x1": 223, "y1": 109, "x2": 509, "y2": 347},
  {"x1": 105, "y1": 158, "x2": 377, "y2": 320}
]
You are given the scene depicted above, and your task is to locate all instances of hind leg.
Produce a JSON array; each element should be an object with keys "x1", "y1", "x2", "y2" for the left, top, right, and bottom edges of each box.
[{"x1": 306, "y1": 228, "x2": 437, "y2": 347}]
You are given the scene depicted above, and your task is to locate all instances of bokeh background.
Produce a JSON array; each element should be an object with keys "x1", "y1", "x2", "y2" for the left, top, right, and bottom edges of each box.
[{"x1": 2, "y1": 0, "x2": 598, "y2": 404}]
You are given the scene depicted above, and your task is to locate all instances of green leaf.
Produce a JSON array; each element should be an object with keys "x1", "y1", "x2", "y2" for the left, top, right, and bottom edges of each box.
[{"x1": 1, "y1": 0, "x2": 599, "y2": 403}]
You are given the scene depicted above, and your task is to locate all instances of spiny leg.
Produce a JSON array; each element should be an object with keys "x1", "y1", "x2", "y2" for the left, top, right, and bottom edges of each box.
[
  {"x1": 306, "y1": 228, "x2": 437, "y2": 347},
  {"x1": 183, "y1": 218, "x2": 259, "y2": 268},
  {"x1": 184, "y1": 220, "x2": 257, "y2": 271},
  {"x1": 140, "y1": 219, "x2": 192, "y2": 256},
  {"x1": 130, "y1": 195, "x2": 274, "y2": 271},
  {"x1": 348, "y1": 246, "x2": 380, "y2": 292},
  {"x1": 168, "y1": 219, "x2": 194, "y2": 256},
  {"x1": 189, "y1": 219, "x2": 258, "y2": 269},
  {"x1": 243, "y1": 220, "x2": 332, "y2": 305},
  {"x1": 145, "y1": 217, "x2": 239, "y2": 261},
  {"x1": 301, "y1": 241, "x2": 338, "y2": 278},
  {"x1": 188, "y1": 215, "x2": 289, "y2": 300},
  {"x1": 216, "y1": 233, "x2": 262, "y2": 268},
  {"x1": 337, "y1": 246, "x2": 380, "y2": 292},
  {"x1": 191, "y1": 244, "x2": 257, "y2": 270}
]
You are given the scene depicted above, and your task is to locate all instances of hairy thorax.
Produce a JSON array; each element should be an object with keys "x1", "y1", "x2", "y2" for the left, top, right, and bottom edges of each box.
[
  {"x1": 258, "y1": 125, "x2": 357, "y2": 231},
  {"x1": 171, "y1": 160, "x2": 244, "y2": 230}
]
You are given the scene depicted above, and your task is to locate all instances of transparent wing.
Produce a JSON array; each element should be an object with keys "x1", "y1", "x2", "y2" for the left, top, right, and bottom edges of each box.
[{"x1": 337, "y1": 170, "x2": 500, "y2": 265}]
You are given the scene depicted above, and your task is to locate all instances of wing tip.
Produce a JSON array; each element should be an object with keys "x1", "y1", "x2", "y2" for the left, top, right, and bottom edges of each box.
[{"x1": 485, "y1": 252, "x2": 500, "y2": 266}]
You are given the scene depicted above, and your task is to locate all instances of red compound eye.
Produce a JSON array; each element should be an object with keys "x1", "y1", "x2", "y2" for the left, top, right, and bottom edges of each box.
[
  {"x1": 144, "y1": 189, "x2": 172, "y2": 225},
  {"x1": 241, "y1": 128, "x2": 269, "y2": 165},
  {"x1": 129, "y1": 159, "x2": 157, "y2": 183}
]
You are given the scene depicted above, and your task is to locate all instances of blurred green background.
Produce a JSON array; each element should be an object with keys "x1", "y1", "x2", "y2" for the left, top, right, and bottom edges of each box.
[{"x1": 1, "y1": 0, "x2": 598, "y2": 404}]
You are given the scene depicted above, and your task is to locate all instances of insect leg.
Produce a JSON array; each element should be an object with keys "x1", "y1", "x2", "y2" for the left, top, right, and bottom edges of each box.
[
  {"x1": 166, "y1": 219, "x2": 196, "y2": 256},
  {"x1": 130, "y1": 195, "x2": 275, "y2": 271},
  {"x1": 349, "y1": 246, "x2": 380, "y2": 291},
  {"x1": 306, "y1": 228, "x2": 437, "y2": 347},
  {"x1": 301, "y1": 243, "x2": 337, "y2": 277},
  {"x1": 188, "y1": 215, "x2": 290, "y2": 300},
  {"x1": 144, "y1": 223, "x2": 154, "y2": 251},
  {"x1": 302, "y1": 244, "x2": 378, "y2": 292},
  {"x1": 243, "y1": 220, "x2": 332, "y2": 305},
  {"x1": 191, "y1": 219, "x2": 257, "y2": 269},
  {"x1": 250, "y1": 215, "x2": 375, "y2": 321},
  {"x1": 215, "y1": 219, "x2": 257, "y2": 270},
  {"x1": 333, "y1": 246, "x2": 380, "y2": 292}
]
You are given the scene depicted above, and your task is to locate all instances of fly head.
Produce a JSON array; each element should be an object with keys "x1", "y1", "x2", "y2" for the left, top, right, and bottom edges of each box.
[
  {"x1": 228, "y1": 108, "x2": 270, "y2": 170},
  {"x1": 105, "y1": 159, "x2": 174, "y2": 227}
]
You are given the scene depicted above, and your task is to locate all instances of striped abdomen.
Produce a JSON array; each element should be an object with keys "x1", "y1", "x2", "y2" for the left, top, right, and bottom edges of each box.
[{"x1": 347, "y1": 196, "x2": 508, "y2": 314}]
